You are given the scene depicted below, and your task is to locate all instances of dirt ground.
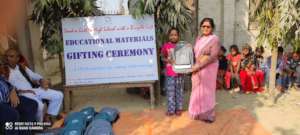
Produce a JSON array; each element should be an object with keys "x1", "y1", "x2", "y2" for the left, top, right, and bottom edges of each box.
[
  {"x1": 112, "y1": 109, "x2": 271, "y2": 135},
  {"x1": 67, "y1": 88, "x2": 300, "y2": 135},
  {"x1": 45, "y1": 58, "x2": 300, "y2": 135}
]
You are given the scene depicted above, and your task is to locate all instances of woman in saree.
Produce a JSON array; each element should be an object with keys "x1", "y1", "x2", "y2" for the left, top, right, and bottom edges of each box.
[{"x1": 189, "y1": 18, "x2": 220, "y2": 123}]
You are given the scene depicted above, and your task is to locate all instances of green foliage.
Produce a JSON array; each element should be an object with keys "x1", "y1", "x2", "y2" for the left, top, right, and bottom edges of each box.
[
  {"x1": 254, "y1": 0, "x2": 299, "y2": 89},
  {"x1": 255, "y1": 0, "x2": 300, "y2": 50},
  {"x1": 128, "y1": 0, "x2": 146, "y2": 18},
  {"x1": 128, "y1": 0, "x2": 193, "y2": 45},
  {"x1": 31, "y1": 0, "x2": 101, "y2": 55}
]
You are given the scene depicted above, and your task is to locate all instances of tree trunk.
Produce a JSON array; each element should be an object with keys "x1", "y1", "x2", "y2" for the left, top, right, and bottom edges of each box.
[
  {"x1": 58, "y1": 53, "x2": 65, "y2": 85},
  {"x1": 268, "y1": 47, "x2": 278, "y2": 93},
  {"x1": 154, "y1": 3, "x2": 161, "y2": 105}
]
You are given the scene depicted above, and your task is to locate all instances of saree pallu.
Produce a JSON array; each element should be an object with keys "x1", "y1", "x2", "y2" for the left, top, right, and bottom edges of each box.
[{"x1": 189, "y1": 34, "x2": 220, "y2": 121}]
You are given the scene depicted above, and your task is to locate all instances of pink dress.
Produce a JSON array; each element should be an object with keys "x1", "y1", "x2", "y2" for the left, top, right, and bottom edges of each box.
[
  {"x1": 189, "y1": 34, "x2": 220, "y2": 121},
  {"x1": 160, "y1": 42, "x2": 177, "y2": 77}
]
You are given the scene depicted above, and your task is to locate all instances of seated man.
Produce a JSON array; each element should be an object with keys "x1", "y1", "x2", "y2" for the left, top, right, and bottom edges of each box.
[
  {"x1": 0, "y1": 60, "x2": 38, "y2": 135},
  {"x1": 286, "y1": 52, "x2": 300, "y2": 88},
  {"x1": 5, "y1": 48, "x2": 64, "y2": 122}
]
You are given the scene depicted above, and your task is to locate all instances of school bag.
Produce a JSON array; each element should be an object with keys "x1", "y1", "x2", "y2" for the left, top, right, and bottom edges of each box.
[
  {"x1": 93, "y1": 112, "x2": 111, "y2": 122},
  {"x1": 80, "y1": 107, "x2": 96, "y2": 123},
  {"x1": 84, "y1": 107, "x2": 119, "y2": 135},
  {"x1": 60, "y1": 127, "x2": 84, "y2": 135},
  {"x1": 60, "y1": 112, "x2": 87, "y2": 135},
  {"x1": 98, "y1": 107, "x2": 119, "y2": 123}
]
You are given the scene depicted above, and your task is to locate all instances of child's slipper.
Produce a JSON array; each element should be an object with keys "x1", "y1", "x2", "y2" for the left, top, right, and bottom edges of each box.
[
  {"x1": 234, "y1": 87, "x2": 240, "y2": 92},
  {"x1": 245, "y1": 91, "x2": 251, "y2": 94},
  {"x1": 175, "y1": 110, "x2": 183, "y2": 116},
  {"x1": 166, "y1": 112, "x2": 175, "y2": 116}
]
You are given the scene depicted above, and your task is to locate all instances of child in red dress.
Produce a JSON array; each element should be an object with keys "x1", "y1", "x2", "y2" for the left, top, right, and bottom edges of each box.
[{"x1": 225, "y1": 45, "x2": 241, "y2": 92}]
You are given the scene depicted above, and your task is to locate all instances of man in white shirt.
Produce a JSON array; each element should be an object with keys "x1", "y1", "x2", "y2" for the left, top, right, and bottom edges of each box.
[{"x1": 5, "y1": 48, "x2": 63, "y2": 122}]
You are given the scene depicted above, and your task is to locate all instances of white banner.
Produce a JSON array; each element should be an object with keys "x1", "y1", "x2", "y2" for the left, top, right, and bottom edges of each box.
[{"x1": 62, "y1": 15, "x2": 158, "y2": 86}]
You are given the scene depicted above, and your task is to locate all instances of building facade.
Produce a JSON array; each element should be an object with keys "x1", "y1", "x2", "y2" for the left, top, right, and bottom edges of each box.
[{"x1": 197, "y1": 0, "x2": 258, "y2": 48}]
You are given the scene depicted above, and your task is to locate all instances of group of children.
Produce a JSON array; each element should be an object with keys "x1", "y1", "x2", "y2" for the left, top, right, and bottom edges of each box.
[
  {"x1": 274, "y1": 47, "x2": 300, "y2": 91},
  {"x1": 217, "y1": 45, "x2": 300, "y2": 94}
]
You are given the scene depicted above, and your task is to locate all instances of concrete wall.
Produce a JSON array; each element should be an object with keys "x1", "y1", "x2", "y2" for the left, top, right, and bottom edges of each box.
[
  {"x1": 0, "y1": 36, "x2": 9, "y2": 55},
  {"x1": 198, "y1": 0, "x2": 259, "y2": 50},
  {"x1": 198, "y1": 0, "x2": 223, "y2": 40},
  {"x1": 16, "y1": 1, "x2": 45, "y2": 76}
]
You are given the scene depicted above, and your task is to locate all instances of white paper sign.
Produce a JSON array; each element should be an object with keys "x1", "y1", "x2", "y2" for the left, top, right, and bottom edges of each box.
[{"x1": 62, "y1": 15, "x2": 158, "y2": 86}]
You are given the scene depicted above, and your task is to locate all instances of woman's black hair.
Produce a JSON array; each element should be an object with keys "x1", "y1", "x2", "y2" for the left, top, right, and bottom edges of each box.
[
  {"x1": 255, "y1": 46, "x2": 264, "y2": 53},
  {"x1": 229, "y1": 44, "x2": 239, "y2": 53},
  {"x1": 220, "y1": 46, "x2": 227, "y2": 53},
  {"x1": 167, "y1": 27, "x2": 180, "y2": 36},
  {"x1": 200, "y1": 18, "x2": 215, "y2": 30}
]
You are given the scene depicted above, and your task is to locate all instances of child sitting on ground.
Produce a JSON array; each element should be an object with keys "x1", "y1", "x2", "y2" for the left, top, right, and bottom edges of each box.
[
  {"x1": 217, "y1": 46, "x2": 228, "y2": 90},
  {"x1": 246, "y1": 61, "x2": 263, "y2": 93},
  {"x1": 254, "y1": 46, "x2": 268, "y2": 86},
  {"x1": 286, "y1": 52, "x2": 300, "y2": 89},
  {"x1": 225, "y1": 45, "x2": 241, "y2": 92},
  {"x1": 271, "y1": 47, "x2": 289, "y2": 92},
  {"x1": 240, "y1": 45, "x2": 264, "y2": 94}
]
